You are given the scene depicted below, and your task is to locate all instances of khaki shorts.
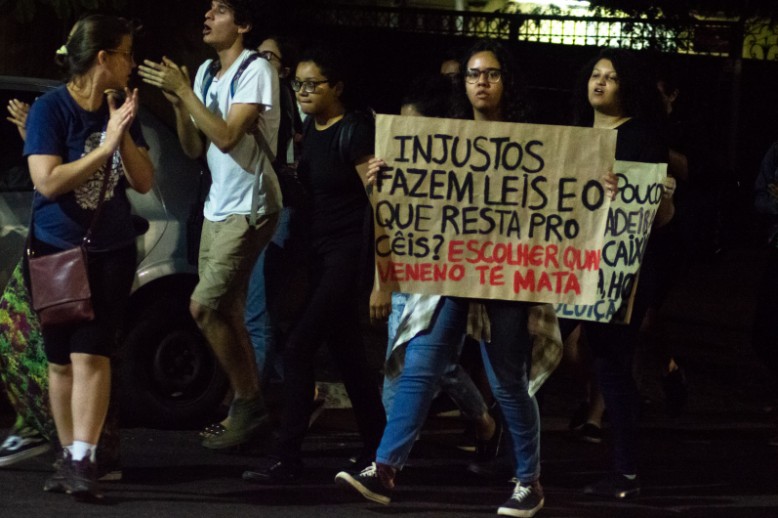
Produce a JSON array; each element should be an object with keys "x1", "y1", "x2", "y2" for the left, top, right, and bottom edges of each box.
[{"x1": 191, "y1": 213, "x2": 278, "y2": 312}]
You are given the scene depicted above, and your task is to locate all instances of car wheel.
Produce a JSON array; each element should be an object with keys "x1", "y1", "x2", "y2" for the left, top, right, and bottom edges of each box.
[{"x1": 119, "y1": 298, "x2": 228, "y2": 429}]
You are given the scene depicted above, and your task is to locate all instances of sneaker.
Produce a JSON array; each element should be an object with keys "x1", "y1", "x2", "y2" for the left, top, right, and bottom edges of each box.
[
  {"x1": 243, "y1": 457, "x2": 303, "y2": 484},
  {"x1": 497, "y1": 480, "x2": 544, "y2": 517},
  {"x1": 202, "y1": 397, "x2": 271, "y2": 449},
  {"x1": 768, "y1": 434, "x2": 778, "y2": 447},
  {"x1": 662, "y1": 367, "x2": 688, "y2": 418},
  {"x1": 69, "y1": 455, "x2": 103, "y2": 501},
  {"x1": 43, "y1": 450, "x2": 72, "y2": 493},
  {"x1": 199, "y1": 422, "x2": 226, "y2": 439},
  {"x1": 0, "y1": 428, "x2": 51, "y2": 467},
  {"x1": 346, "y1": 451, "x2": 375, "y2": 473},
  {"x1": 334, "y1": 462, "x2": 394, "y2": 505},
  {"x1": 583, "y1": 474, "x2": 640, "y2": 499},
  {"x1": 570, "y1": 422, "x2": 603, "y2": 444}
]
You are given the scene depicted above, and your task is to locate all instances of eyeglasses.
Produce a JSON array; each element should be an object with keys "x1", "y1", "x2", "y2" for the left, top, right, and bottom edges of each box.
[
  {"x1": 291, "y1": 79, "x2": 330, "y2": 93},
  {"x1": 259, "y1": 50, "x2": 282, "y2": 63},
  {"x1": 464, "y1": 68, "x2": 502, "y2": 84}
]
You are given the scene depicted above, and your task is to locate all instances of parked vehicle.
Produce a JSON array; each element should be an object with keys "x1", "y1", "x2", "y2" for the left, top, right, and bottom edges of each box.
[{"x1": 0, "y1": 76, "x2": 227, "y2": 428}]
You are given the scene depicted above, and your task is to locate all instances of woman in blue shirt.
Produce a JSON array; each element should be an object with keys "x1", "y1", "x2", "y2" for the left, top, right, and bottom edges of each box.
[{"x1": 23, "y1": 14, "x2": 153, "y2": 501}]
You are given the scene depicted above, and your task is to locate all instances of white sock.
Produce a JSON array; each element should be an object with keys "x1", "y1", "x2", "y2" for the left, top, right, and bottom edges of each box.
[
  {"x1": 71, "y1": 441, "x2": 97, "y2": 462},
  {"x1": 63, "y1": 444, "x2": 73, "y2": 457},
  {"x1": 622, "y1": 474, "x2": 637, "y2": 480}
]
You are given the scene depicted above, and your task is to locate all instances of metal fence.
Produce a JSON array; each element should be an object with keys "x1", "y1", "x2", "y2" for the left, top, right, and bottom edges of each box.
[{"x1": 299, "y1": 5, "x2": 778, "y2": 60}]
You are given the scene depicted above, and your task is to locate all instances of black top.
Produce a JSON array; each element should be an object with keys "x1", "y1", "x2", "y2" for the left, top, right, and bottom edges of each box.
[
  {"x1": 298, "y1": 115, "x2": 374, "y2": 240},
  {"x1": 615, "y1": 117, "x2": 668, "y2": 164}
]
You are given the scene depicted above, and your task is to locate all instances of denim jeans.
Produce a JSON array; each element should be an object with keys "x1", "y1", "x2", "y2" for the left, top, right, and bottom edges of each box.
[
  {"x1": 245, "y1": 207, "x2": 302, "y2": 384},
  {"x1": 376, "y1": 297, "x2": 540, "y2": 483},
  {"x1": 382, "y1": 294, "x2": 487, "y2": 421}
]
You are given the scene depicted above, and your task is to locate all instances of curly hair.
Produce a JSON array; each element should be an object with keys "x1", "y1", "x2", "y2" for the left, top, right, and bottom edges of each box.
[
  {"x1": 450, "y1": 39, "x2": 532, "y2": 123},
  {"x1": 297, "y1": 43, "x2": 364, "y2": 110},
  {"x1": 572, "y1": 48, "x2": 663, "y2": 128}
]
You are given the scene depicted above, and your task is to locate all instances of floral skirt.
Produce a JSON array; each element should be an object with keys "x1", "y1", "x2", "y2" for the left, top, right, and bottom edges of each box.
[{"x1": 0, "y1": 261, "x2": 119, "y2": 465}]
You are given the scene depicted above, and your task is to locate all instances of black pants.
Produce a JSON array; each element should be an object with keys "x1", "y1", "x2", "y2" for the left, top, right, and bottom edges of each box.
[
  {"x1": 279, "y1": 233, "x2": 386, "y2": 461},
  {"x1": 559, "y1": 253, "x2": 655, "y2": 475},
  {"x1": 24, "y1": 243, "x2": 135, "y2": 365}
]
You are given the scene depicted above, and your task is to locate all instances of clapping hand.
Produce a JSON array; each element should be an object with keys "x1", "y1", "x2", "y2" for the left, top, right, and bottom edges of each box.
[{"x1": 138, "y1": 57, "x2": 191, "y2": 105}]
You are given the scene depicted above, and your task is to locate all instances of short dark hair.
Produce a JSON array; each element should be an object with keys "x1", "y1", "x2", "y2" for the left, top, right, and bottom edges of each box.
[
  {"x1": 55, "y1": 15, "x2": 135, "y2": 80},
  {"x1": 222, "y1": 0, "x2": 254, "y2": 27},
  {"x1": 222, "y1": 0, "x2": 264, "y2": 48}
]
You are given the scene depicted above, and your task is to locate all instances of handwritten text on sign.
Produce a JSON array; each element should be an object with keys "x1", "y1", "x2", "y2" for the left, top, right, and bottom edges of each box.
[
  {"x1": 372, "y1": 114, "x2": 617, "y2": 304},
  {"x1": 554, "y1": 161, "x2": 667, "y2": 323}
]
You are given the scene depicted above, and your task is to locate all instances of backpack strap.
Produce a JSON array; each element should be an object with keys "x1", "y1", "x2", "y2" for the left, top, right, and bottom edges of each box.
[
  {"x1": 336, "y1": 110, "x2": 375, "y2": 164},
  {"x1": 200, "y1": 51, "x2": 262, "y2": 101},
  {"x1": 201, "y1": 52, "x2": 270, "y2": 226},
  {"x1": 200, "y1": 59, "x2": 220, "y2": 101}
]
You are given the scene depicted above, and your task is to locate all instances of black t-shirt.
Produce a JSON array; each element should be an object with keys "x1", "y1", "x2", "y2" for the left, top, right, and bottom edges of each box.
[
  {"x1": 615, "y1": 117, "x2": 668, "y2": 164},
  {"x1": 298, "y1": 115, "x2": 374, "y2": 239},
  {"x1": 614, "y1": 116, "x2": 669, "y2": 295}
]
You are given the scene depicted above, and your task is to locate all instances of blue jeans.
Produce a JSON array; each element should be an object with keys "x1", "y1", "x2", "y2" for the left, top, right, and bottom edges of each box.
[
  {"x1": 245, "y1": 207, "x2": 303, "y2": 384},
  {"x1": 382, "y1": 294, "x2": 487, "y2": 421},
  {"x1": 376, "y1": 297, "x2": 540, "y2": 483}
]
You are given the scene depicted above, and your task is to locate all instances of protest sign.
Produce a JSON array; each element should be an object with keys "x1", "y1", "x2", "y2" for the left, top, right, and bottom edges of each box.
[
  {"x1": 554, "y1": 160, "x2": 668, "y2": 323},
  {"x1": 372, "y1": 114, "x2": 617, "y2": 305}
]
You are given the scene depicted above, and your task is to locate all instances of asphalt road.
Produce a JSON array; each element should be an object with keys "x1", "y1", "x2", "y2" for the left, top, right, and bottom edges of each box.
[{"x1": 1, "y1": 247, "x2": 778, "y2": 517}]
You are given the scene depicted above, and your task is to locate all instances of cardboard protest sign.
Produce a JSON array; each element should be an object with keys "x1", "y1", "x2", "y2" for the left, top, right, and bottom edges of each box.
[
  {"x1": 554, "y1": 160, "x2": 668, "y2": 324},
  {"x1": 372, "y1": 114, "x2": 616, "y2": 305}
]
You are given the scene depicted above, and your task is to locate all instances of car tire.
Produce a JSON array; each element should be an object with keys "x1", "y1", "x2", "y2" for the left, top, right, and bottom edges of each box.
[{"x1": 119, "y1": 297, "x2": 228, "y2": 429}]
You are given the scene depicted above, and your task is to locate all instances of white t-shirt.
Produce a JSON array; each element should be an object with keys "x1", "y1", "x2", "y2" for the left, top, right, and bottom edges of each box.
[{"x1": 193, "y1": 49, "x2": 282, "y2": 221}]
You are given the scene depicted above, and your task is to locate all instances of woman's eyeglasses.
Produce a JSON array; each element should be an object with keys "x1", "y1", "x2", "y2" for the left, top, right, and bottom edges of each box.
[
  {"x1": 464, "y1": 68, "x2": 502, "y2": 84},
  {"x1": 259, "y1": 50, "x2": 282, "y2": 63},
  {"x1": 291, "y1": 79, "x2": 330, "y2": 93}
]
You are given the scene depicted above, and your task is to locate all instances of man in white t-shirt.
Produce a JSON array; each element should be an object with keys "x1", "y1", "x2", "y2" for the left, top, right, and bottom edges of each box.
[{"x1": 139, "y1": 0, "x2": 280, "y2": 449}]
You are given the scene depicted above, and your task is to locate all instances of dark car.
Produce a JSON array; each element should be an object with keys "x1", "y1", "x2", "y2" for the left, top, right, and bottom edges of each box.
[{"x1": 0, "y1": 76, "x2": 227, "y2": 428}]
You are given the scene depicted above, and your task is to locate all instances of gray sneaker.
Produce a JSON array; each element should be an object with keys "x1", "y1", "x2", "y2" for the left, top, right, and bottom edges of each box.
[
  {"x1": 201, "y1": 397, "x2": 270, "y2": 449},
  {"x1": 497, "y1": 480, "x2": 544, "y2": 517}
]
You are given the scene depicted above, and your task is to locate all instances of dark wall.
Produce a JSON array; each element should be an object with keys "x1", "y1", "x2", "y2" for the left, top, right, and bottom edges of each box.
[
  {"x1": 292, "y1": 23, "x2": 774, "y2": 249},
  {"x1": 3, "y1": 5, "x2": 775, "y2": 248}
]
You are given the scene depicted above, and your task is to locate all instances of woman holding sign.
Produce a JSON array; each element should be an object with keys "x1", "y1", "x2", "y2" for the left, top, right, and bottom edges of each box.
[
  {"x1": 565, "y1": 48, "x2": 674, "y2": 500},
  {"x1": 336, "y1": 40, "x2": 560, "y2": 518}
]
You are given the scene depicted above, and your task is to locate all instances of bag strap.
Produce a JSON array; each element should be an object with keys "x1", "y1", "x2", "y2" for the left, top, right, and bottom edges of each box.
[
  {"x1": 250, "y1": 128, "x2": 277, "y2": 227},
  {"x1": 27, "y1": 160, "x2": 112, "y2": 257}
]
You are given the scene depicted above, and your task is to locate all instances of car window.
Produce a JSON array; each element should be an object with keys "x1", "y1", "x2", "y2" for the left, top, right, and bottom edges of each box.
[{"x1": 0, "y1": 89, "x2": 37, "y2": 192}]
